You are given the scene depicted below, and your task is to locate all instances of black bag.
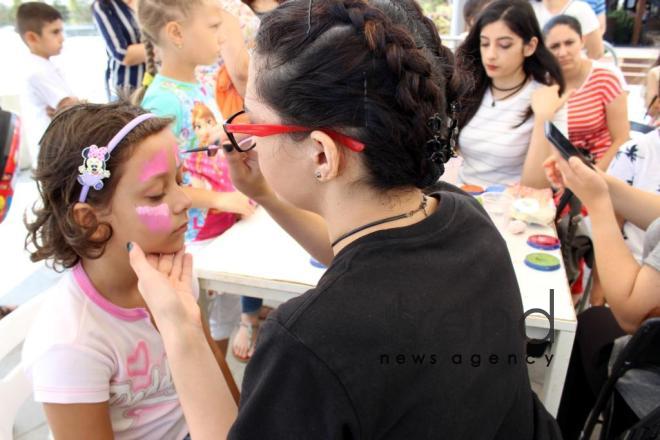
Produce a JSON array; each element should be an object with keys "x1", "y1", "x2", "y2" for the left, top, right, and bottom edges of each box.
[
  {"x1": 555, "y1": 190, "x2": 594, "y2": 288},
  {"x1": 0, "y1": 107, "x2": 21, "y2": 223}
]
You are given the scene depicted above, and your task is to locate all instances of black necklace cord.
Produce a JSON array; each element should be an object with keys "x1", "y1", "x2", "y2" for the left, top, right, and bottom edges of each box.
[
  {"x1": 330, "y1": 195, "x2": 429, "y2": 248},
  {"x1": 490, "y1": 77, "x2": 528, "y2": 107},
  {"x1": 491, "y1": 76, "x2": 528, "y2": 92}
]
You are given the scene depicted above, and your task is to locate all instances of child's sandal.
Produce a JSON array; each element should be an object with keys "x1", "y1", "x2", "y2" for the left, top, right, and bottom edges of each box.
[{"x1": 231, "y1": 322, "x2": 259, "y2": 363}]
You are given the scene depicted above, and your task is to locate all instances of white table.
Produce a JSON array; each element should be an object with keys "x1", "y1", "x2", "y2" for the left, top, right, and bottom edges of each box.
[{"x1": 194, "y1": 206, "x2": 576, "y2": 416}]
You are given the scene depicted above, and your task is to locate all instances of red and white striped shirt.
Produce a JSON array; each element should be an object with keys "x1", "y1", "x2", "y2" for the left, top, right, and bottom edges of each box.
[{"x1": 568, "y1": 66, "x2": 623, "y2": 160}]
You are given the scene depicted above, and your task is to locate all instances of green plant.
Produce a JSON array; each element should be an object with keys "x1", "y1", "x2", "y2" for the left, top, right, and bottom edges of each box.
[
  {"x1": 419, "y1": 0, "x2": 452, "y2": 34},
  {"x1": 606, "y1": 9, "x2": 634, "y2": 45}
]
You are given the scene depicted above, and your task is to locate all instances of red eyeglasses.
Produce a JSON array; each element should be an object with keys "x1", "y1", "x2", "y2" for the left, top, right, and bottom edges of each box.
[{"x1": 222, "y1": 110, "x2": 365, "y2": 153}]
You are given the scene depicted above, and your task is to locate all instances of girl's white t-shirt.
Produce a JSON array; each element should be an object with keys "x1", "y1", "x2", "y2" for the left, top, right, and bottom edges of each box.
[
  {"x1": 531, "y1": 0, "x2": 600, "y2": 35},
  {"x1": 457, "y1": 80, "x2": 568, "y2": 187},
  {"x1": 22, "y1": 264, "x2": 191, "y2": 440}
]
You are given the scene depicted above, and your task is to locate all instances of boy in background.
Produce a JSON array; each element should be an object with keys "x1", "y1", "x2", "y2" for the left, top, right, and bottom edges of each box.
[{"x1": 16, "y1": 2, "x2": 78, "y2": 168}]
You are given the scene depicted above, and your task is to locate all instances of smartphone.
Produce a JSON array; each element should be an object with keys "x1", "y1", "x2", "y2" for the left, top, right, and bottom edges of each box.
[{"x1": 544, "y1": 121, "x2": 595, "y2": 169}]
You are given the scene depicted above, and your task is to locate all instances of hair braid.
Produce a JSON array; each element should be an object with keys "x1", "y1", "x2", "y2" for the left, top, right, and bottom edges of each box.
[
  {"x1": 333, "y1": 0, "x2": 441, "y2": 118},
  {"x1": 131, "y1": 37, "x2": 157, "y2": 105},
  {"x1": 340, "y1": 0, "x2": 448, "y2": 186},
  {"x1": 255, "y1": 0, "x2": 452, "y2": 189}
]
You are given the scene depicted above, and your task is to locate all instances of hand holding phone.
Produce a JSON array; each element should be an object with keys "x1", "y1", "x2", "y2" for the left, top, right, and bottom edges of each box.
[{"x1": 544, "y1": 121, "x2": 595, "y2": 170}]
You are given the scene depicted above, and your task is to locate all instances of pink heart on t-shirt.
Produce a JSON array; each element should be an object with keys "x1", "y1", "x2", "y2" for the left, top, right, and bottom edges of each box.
[{"x1": 127, "y1": 341, "x2": 151, "y2": 392}]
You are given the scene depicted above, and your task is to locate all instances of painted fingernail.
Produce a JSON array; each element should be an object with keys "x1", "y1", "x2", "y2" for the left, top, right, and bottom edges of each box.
[
  {"x1": 222, "y1": 143, "x2": 234, "y2": 153},
  {"x1": 126, "y1": 242, "x2": 133, "y2": 251}
]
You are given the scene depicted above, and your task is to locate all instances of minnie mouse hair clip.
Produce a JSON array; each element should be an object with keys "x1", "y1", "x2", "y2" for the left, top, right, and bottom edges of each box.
[
  {"x1": 77, "y1": 145, "x2": 111, "y2": 194},
  {"x1": 77, "y1": 113, "x2": 155, "y2": 202}
]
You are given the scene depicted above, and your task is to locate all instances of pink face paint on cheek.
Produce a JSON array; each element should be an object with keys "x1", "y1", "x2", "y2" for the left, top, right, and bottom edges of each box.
[
  {"x1": 139, "y1": 149, "x2": 170, "y2": 182},
  {"x1": 135, "y1": 203, "x2": 173, "y2": 232}
]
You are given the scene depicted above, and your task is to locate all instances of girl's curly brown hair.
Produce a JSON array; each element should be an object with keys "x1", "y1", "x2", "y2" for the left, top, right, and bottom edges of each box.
[{"x1": 25, "y1": 101, "x2": 172, "y2": 271}]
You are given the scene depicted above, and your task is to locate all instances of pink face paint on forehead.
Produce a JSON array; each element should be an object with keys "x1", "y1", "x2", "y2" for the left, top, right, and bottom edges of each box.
[
  {"x1": 139, "y1": 149, "x2": 170, "y2": 183},
  {"x1": 135, "y1": 203, "x2": 173, "y2": 232}
]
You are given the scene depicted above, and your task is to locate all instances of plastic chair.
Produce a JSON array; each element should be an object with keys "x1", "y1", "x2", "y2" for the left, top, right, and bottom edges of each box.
[
  {"x1": 579, "y1": 317, "x2": 660, "y2": 440},
  {"x1": 603, "y1": 41, "x2": 619, "y2": 67},
  {"x1": 618, "y1": 404, "x2": 660, "y2": 439},
  {"x1": 0, "y1": 294, "x2": 46, "y2": 440}
]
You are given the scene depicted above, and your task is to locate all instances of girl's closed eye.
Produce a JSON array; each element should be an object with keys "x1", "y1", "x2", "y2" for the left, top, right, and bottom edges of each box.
[
  {"x1": 145, "y1": 184, "x2": 166, "y2": 202},
  {"x1": 147, "y1": 193, "x2": 165, "y2": 202}
]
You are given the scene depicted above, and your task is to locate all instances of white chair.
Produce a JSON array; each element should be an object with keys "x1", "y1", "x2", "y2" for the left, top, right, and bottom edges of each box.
[{"x1": 0, "y1": 294, "x2": 46, "y2": 440}]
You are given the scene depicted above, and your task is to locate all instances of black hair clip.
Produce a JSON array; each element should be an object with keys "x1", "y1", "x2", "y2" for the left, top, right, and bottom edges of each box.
[
  {"x1": 426, "y1": 136, "x2": 455, "y2": 164},
  {"x1": 448, "y1": 101, "x2": 460, "y2": 150},
  {"x1": 427, "y1": 113, "x2": 444, "y2": 134},
  {"x1": 426, "y1": 109, "x2": 457, "y2": 167}
]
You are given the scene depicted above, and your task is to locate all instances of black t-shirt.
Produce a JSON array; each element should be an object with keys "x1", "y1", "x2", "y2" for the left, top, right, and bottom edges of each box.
[{"x1": 229, "y1": 183, "x2": 561, "y2": 439}]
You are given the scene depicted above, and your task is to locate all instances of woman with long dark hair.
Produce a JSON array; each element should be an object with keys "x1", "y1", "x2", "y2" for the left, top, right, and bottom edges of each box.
[
  {"x1": 453, "y1": 0, "x2": 567, "y2": 188},
  {"x1": 126, "y1": 0, "x2": 562, "y2": 437}
]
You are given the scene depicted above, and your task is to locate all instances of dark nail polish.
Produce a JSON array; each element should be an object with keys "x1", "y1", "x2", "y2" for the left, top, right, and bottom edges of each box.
[
  {"x1": 222, "y1": 143, "x2": 234, "y2": 153},
  {"x1": 126, "y1": 242, "x2": 133, "y2": 251}
]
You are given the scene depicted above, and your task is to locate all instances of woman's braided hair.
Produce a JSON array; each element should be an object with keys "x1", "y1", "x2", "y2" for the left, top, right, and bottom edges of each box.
[{"x1": 255, "y1": 0, "x2": 451, "y2": 189}]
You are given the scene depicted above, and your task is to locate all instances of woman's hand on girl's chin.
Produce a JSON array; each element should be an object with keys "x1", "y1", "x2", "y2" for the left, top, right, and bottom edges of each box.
[
  {"x1": 128, "y1": 242, "x2": 202, "y2": 330},
  {"x1": 224, "y1": 146, "x2": 277, "y2": 204}
]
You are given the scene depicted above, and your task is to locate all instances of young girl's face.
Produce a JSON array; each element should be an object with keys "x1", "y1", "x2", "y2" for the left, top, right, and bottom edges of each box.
[
  {"x1": 479, "y1": 20, "x2": 536, "y2": 80},
  {"x1": 545, "y1": 25, "x2": 584, "y2": 75},
  {"x1": 180, "y1": 0, "x2": 224, "y2": 66},
  {"x1": 101, "y1": 129, "x2": 190, "y2": 255}
]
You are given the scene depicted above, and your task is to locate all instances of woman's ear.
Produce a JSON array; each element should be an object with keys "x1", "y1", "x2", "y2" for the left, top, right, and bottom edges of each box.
[
  {"x1": 524, "y1": 36, "x2": 539, "y2": 58},
  {"x1": 309, "y1": 131, "x2": 342, "y2": 181},
  {"x1": 72, "y1": 203, "x2": 108, "y2": 241}
]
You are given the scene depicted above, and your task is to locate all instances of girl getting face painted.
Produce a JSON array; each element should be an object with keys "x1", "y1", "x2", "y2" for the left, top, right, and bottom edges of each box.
[
  {"x1": 110, "y1": 130, "x2": 190, "y2": 254},
  {"x1": 23, "y1": 102, "x2": 218, "y2": 440}
]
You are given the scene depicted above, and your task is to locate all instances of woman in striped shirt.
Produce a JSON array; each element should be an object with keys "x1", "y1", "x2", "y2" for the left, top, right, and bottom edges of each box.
[
  {"x1": 544, "y1": 15, "x2": 630, "y2": 170},
  {"x1": 92, "y1": 0, "x2": 146, "y2": 99}
]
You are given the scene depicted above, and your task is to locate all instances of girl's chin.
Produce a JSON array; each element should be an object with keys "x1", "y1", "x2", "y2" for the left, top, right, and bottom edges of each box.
[{"x1": 144, "y1": 239, "x2": 186, "y2": 256}]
